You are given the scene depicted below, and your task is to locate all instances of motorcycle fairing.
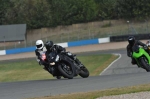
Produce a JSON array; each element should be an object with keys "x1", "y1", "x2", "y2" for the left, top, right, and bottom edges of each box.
[{"x1": 132, "y1": 47, "x2": 150, "y2": 64}]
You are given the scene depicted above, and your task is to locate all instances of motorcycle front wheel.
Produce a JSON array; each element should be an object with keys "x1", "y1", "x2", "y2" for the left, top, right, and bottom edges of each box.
[
  {"x1": 79, "y1": 66, "x2": 89, "y2": 78},
  {"x1": 140, "y1": 57, "x2": 150, "y2": 72},
  {"x1": 58, "y1": 61, "x2": 74, "y2": 79}
]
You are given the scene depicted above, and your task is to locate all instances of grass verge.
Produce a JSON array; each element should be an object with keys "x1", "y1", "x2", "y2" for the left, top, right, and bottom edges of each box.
[{"x1": 0, "y1": 54, "x2": 118, "y2": 82}]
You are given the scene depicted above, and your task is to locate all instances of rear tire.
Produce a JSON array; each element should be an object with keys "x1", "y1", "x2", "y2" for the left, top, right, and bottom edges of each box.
[{"x1": 140, "y1": 58, "x2": 150, "y2": 72}]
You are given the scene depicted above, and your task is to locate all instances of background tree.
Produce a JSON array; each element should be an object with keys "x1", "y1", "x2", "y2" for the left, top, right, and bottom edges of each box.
[
  {"x1": 47, "y1": 0, "x2": 97, "y2": 26},
  {"x1": 94, "y1": 0, "x2": 117, "y2": 20},
  {"x1": 1, "y1": 0, "x2": 150, "y2": 29},
  {"x1": 5, "y1": 0, "x2": 51, "y2": 29},
  {"x1": 0, "y1": 0, "x2": 12, "y2": 25},
  {"x1": 116, "y1": 0, "x2": 150, "y2": 20}
]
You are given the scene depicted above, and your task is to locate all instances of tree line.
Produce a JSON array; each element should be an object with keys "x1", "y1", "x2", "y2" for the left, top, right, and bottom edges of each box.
[{"x1": 0, "y1": 0, "x2": 150, "y2": 29}]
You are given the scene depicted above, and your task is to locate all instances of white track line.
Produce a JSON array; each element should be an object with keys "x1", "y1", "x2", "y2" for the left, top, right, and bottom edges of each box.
[{"x1": 99, "y1": 53, "x2": 122, "y2": 75}]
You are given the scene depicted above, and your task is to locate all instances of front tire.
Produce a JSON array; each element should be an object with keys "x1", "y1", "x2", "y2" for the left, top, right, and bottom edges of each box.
[
  {"x1": 140, "y1": 58, "x2": 150, "y2": 72},
  {"x1": 58, "y1": 61, "x2": 74, "y2": 79},
  {"x1": 79, "y1": 66, "x2": 89, "y2": 78}
]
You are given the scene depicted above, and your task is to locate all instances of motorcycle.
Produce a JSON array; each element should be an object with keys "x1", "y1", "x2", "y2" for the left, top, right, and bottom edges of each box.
[
  {"x1": 40, "y1": 51, "x2": 75, "y2": 79},
  {"x1": 132, "y1": 45, "x2": 150, "y2": 72},
  {"x1": 40, "y1": 50, "x2": 89, "y2": 79}
]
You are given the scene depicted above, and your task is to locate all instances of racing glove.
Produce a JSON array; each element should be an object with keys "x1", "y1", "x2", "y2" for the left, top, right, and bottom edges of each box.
[
  {"x1": 61, "y1": 51, "x2": 66, "y2": 54},
  {"x1": 144, "y1": 46, "x2": 148, "y2": 50},
  {"x1": 39, "y1": 61, "x2": 44, "y2": 65}
]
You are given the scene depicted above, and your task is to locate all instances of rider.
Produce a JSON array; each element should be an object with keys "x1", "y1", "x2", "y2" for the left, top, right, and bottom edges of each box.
[
  {"x1": 44, "y1": 41, "x2": 83, "y2": 67},
  {"x1": 126, "y1": 36, "x2": 148, "y2": 65},
  {"x1": 35, "y1": 40, "x2": 47, "y2": 70},
  {"x1": 146, "y1": 34, "x2": 150, "y2": 48}
]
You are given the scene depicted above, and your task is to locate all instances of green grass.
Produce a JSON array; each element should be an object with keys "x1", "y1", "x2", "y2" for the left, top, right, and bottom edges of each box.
[
  {"x1": 0, "y1": 60, "x2": 54, "y2": 82},
  {"x1": 0, "y1": 54, "x2": 118, "y2": 82}
]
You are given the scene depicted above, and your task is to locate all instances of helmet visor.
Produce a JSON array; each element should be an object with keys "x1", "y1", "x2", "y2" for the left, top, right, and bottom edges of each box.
[
  {"x1": 128, "y1": 40, "x2": 135, "y2": 46},
  {"x1": 36, "y1": 44, "x2": 42, "y2": 49}
]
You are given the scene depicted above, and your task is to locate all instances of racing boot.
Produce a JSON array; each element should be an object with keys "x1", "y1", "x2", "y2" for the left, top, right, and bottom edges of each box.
[
  {"x1": 49, "y1": 67, "x2": 54, "y2": 74},
  {"x1": 43, "y1": 67, "x2": 47, "y2": 71},
  {"x1": 131, "y1": 58, "x2": 137, "y2": 65}
]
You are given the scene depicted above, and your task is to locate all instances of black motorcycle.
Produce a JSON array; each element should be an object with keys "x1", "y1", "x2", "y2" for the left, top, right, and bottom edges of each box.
[
  {"x1": 40, "y1": 51, "x2": 75, "y2": 79},
  {"x1": 40, "y1": 51, "x2": 89, "y2": 79}
]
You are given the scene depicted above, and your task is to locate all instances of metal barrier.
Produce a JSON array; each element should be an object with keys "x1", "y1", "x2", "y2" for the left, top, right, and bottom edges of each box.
[{"x1": 0, "y1": 37, "x2": 110, "y2": 55}]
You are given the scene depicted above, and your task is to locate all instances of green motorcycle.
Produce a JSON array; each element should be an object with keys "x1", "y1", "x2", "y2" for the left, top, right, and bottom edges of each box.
[{"x1": 132, "y1": 45, "x2": 150, "y2": 72}]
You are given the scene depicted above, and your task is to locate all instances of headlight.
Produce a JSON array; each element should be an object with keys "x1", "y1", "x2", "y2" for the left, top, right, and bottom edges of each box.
[
  {"x1": 67, "y1": 52, "x2": 72, "y2": 56},
  {"x1": 50, "y1": 62, "x2": 55, "y2": 65},
  {"x1": 55, "y1": 55, "x2": 59, "y2": 62}
]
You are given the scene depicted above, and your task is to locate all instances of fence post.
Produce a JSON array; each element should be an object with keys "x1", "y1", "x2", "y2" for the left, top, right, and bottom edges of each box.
[
  {"x1": 127, "y1": 20, "x2": 130, "y2": 34},
  {"x1": 3, "y1": 36, "x2": 6, "y2": 50},
  {"x1": 25, "y1": 40, "x2": 26, "y2": 48},
  {"x1": 145, "y1": 20, "x2": 148, "y2": 33}
]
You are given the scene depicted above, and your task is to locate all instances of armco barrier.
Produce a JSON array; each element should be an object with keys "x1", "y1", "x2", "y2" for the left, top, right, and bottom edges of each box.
[
  {"x1": 110, "y1": 33, "x2": 150, "y2": 42},
  {"x1": 6, "y1": 46, "x2": 36, "y2": 55},
  {"x1": 0, "y1": 37, "x2": 110, "y2": 55},
  {"x1": 68, "y1": 39, "x2": 99, "y2": 47},
  {"x1": 0, "y1": 50, "x2": 6, "y2": 55},
  {"x1": 67, "y1": 37, "x2": 110, "y2": 47},
  {"x1": 98, "y1": 37, "x2": 110, "y2": 43}
]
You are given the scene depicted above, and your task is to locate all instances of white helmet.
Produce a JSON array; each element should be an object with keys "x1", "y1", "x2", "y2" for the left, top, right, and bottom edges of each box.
[{"x1": 36, "y1": 40, "x2": 44, "y2": 50}]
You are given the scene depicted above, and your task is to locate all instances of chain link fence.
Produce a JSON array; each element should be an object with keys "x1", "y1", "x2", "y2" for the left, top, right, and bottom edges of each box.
[{"x1": 0, "y1": 20, "x2": 150, "y2": 50}]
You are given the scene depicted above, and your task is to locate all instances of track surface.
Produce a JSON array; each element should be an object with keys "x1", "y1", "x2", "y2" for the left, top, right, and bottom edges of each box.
[{"x1": 0, "y1": 49, "x2": 150, "y2": 99}]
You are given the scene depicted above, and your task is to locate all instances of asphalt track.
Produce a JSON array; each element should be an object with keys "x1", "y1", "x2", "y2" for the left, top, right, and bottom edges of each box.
[{"x1": 0, "y1": 49, "x2": 150, "y2": 99}]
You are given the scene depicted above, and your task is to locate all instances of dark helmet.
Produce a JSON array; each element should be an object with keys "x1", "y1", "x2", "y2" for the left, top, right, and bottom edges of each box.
[
  {"x1": 45, "y1": 41, "x2": 54, "y2": 51},
  {"x1": 128, "y1": 36, "x2": 135, "y2": 45}
]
